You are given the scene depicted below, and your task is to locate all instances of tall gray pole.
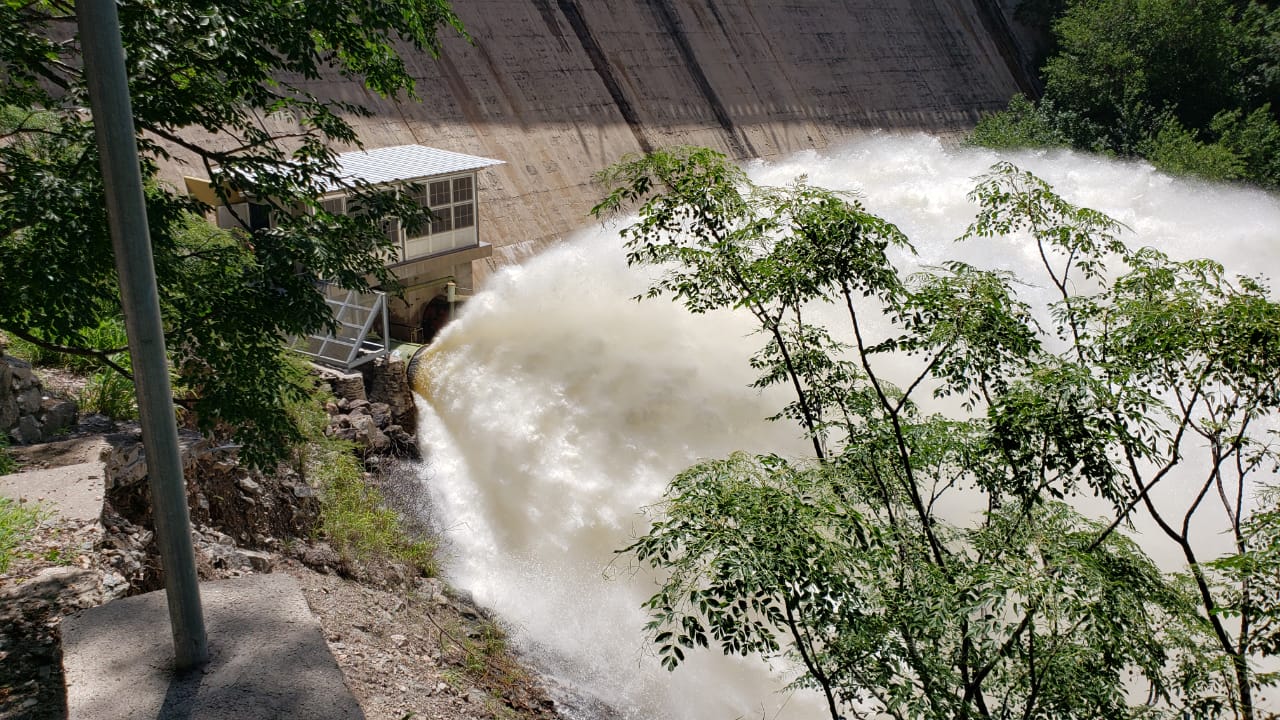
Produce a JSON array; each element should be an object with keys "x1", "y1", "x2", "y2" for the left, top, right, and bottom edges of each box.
[{"x1": 77, "y1": 0, "x2": 209, "y2": 670}]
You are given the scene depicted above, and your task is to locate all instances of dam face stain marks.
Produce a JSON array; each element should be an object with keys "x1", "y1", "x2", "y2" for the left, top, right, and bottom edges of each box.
[
  {"x1": 530, "y1": 0, "x2": 573, "y2": 53},
  {"x1": 643, "y1": 0, "x2": 756, "y2": 158},
  {"x1": 154, "y1": 0, "x2": 1028, "y2": 268},
  {"x1": 555, "y1": 0, "x2": 654, "y2": 153},
  {"x1": 436, "y1": 52, "x2": 491, "y2": 132},
  {"x1": 967, "y1": 0, "x2": 1041, "y2": 96}
]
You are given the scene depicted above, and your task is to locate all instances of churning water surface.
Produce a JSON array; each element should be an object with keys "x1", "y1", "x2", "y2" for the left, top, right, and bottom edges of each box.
[{"x1": 411, "y1": 134, "x2": 1280, "y2": 719}]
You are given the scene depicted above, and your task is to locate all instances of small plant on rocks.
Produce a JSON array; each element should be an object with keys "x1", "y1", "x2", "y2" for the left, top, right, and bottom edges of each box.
[{"x1": 287, "y1": 358, "x2": 437, "y2": 578}]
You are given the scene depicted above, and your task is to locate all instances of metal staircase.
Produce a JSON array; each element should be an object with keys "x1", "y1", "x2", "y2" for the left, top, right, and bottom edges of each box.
[{"x1": 290, "y1": 283, "x2": 389, "y2": 370}]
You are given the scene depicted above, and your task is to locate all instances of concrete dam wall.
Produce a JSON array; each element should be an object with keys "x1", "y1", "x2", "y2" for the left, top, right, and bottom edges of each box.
[{"x1": 168, "y1": 0, "x2": 1029, "y2": 273}]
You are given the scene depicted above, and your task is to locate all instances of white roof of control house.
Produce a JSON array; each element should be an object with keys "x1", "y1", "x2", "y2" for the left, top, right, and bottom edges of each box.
[{"x1": 323, "y1": 144, "x2": 505, "y2": 191}]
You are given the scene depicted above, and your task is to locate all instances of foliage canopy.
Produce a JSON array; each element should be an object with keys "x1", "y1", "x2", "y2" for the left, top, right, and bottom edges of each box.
[
  {"x1": 974, "y1": 0, "x2": 1280, "y2": 190},
  {"x1": 0, "y1": 0, "x2": 462, "y2": 464}
]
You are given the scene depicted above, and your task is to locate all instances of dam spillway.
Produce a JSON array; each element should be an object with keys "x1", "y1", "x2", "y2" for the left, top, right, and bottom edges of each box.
[
  {"x1": 409, "y1": 134, "x2": 1280, "y2": 718},
  {"x1": 161, "y1": 0, "x2": 1033, "y2": 272}
]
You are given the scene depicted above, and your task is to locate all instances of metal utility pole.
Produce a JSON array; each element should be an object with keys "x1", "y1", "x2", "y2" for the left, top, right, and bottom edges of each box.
[{"x1": 77, "y1": 0, "x2": 209, "y2": 669}]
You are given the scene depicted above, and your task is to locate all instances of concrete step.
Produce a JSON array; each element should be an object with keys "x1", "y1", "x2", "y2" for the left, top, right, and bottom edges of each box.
[
  {"x1": 61, "y1": 572, "x2": 364, "y2": 719},
  {"x1": 0, "y1": 461, "x2": 105, "y2": 523}
]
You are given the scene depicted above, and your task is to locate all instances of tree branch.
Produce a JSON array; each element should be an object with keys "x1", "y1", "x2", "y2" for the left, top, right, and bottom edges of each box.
[{"x1": 2, "y1": 326, "x2": 132, "y2": 379}]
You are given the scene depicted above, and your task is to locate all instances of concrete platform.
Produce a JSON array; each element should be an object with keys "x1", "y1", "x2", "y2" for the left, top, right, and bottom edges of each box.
[
  {"x1": 0, "y1": 461, "x2": 105, "y2": 522},
  {"x1": 61, "y1": 572, "x2": 365, "y2": 719}
]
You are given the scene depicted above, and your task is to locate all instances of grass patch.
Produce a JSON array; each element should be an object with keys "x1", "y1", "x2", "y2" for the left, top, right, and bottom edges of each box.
[
  {"x1": 436, "y1": 615, "x2": 532, "y2": 694},
  {"x1": 462, "y1": 619, "x2": 512, "y2": 680},
  {"x1": 77, "y1": 368, "x2": 138, "y2": 419},
  {"x1": 314, "y1": 447, "x2": 437, "y2": 576},
  {"x1": 0, "y1": 497, "x2": 44, "y2": 573},
  {"x1": 0, "y1": 434, "x2": 16, "y2": 475},
  {"x1": 288, "y1": 358, "x2": 436, "y2": 576}
]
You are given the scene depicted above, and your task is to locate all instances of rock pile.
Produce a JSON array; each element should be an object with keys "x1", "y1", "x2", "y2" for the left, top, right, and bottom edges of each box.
[
  {"x1": 324, "y1": 397, "x2": 417, "y2": 457},
  {"x1": 100, "y1": 431, "x2": 323, "y2": 591},
  {"x1": 362, "y1": 355, "x2": 416, "y2": 432},
  {"x1": 1, "y1": 355, "x2": 78, "y2": 446},
  {"x1": 315, "y1": 356, "x2": 419, "y2": 458}
]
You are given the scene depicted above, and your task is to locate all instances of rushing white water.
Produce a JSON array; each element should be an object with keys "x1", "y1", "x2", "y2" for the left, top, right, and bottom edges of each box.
[{"x1": 412, "y1": 134, "x2": 1280, "y2": 719}]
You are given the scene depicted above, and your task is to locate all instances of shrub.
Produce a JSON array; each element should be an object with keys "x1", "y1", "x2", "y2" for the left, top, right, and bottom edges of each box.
[
  {"x1": 1213, "y1": 104, "x2": 1280, "y2": 189},
  {"x1": 1143, "y1": 116, "x2": 1246, "y2": 181},
  {"x1": 968, "y1": 94, "x2": 1069, "y2": 149}
]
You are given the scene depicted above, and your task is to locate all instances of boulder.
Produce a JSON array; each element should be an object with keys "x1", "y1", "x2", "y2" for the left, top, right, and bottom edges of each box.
[
  {"x1": 294, "y1": 541, "x2": 342, "y2": 573},
  {"x1": 317, "y1": 368, "x2": 367, "y2": 403},
  {"x1": 14, "y1": 415, "x2": 42, "y2": 444},
  {"x1": 40, "y1": 397, "x2": 78, "y2": 435},
  {"x1": 1, "y1": 354, "x2": 78, "y2": 445},
  {"x1": 369, "y1": 402, "x2": 392, "y2": 427},
  {"x1": 77, "y1": 413, "x2": 115, "y2": 434},
  {"x1": 16, "y1": 386, "x2": 42, "y2": 415},
  {"x1": 7, "y1": 357, "x2": 33, "y2": 387},
  {"x1": 0, "y1": 397, "x2": 17, "y2": 441},
  {"x1": 351, "y1": 414, "x2": 390, "y2": 452}
]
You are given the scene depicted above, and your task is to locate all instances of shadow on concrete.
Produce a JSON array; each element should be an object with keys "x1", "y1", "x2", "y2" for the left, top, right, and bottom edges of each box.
[
  {"x1": 61, "y1": 573, "x2": 364, "y2": 720},
  {"x1": 157, "y1": 666, "x2": 204, "y2": 720}
]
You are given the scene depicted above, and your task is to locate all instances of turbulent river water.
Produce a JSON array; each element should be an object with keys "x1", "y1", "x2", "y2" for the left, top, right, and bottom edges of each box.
[{"x1": 411, "y1": 134, "x2": 1280, "y2": 719}]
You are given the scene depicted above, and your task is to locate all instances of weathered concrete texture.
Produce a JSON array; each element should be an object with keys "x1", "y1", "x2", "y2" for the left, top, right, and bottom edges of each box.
[
  {"x1": 161, "y1": 0, "x2": 1025, "y2": 277},
  {"x1": 0, "y1": 461, "x2": 105, "y2": 523},
  {"x1": 62, "y1": 573, "x2": 364, "y2": 720}
]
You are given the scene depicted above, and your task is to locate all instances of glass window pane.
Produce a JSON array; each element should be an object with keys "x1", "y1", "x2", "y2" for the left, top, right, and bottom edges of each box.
[
  {"x1": 320, "y1": 196, "x2": 346, "y2": 215},
  {"x1": 431, "y1": 207, "x2": 452, "y2": 234},
  {"x1": 453, "y1": 202, "x2": 474, "y2": 229},
  {"x1": 429, "y1": 180, "x2": 451, "y2": 207},
  {"x1": 452, "y1": 176, "x2": 473, "y2": 202},
  {"x1": 248, "y1": 202, "x2": 272, "y2": 230}
]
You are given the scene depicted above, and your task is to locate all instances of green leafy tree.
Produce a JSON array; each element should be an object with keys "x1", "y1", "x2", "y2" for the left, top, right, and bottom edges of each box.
[
  {"x1": 967, "y1": 94, "x2": 1073, "y2": 150},
  {"x1": 1141, "y1": 115, "x2": 1247, "y2": 182},
  {"x1": 974, "y1": 0, "x2": 1280, "y2": 190},
  {"x1": 0, "y1": 0, "x2": 462, "y2": 464},
  {"x1": 1212, "y1": 104, "x2": 1280, "y2": 188},
  {"x1": 1042, "y1": 0, "x2": 1241, "y2": 150},
  {"x1": 595, "y1": 147, "x2": 1280, "y2": 719}
]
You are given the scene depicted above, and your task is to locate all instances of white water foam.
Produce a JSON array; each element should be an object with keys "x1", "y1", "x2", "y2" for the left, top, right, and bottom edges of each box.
[{"x1": 413, "y1": 134, "x2": 1280, "y2": 718}]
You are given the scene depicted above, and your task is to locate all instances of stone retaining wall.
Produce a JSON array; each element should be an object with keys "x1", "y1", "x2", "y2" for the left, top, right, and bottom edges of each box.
[{"x1": 1, "y1": 354, "x2": 78, "y2": 446}]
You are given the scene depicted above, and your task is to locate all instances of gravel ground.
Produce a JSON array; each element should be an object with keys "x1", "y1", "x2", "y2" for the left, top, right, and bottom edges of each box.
[
  {"x1": 298, "y1": 563, "x2": 558, "y2": 720},
  {"x1": 0, "y1": 359, "x2": 566, "y2": 720},
  {"x1": 0, "y1": 518, "x2": 96, "y2": 719},
  {"x1": 0, "y1": 458, "x2": 563, "y2": 720}
]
